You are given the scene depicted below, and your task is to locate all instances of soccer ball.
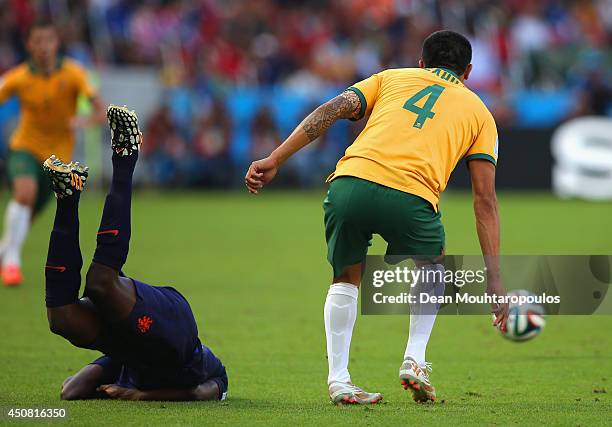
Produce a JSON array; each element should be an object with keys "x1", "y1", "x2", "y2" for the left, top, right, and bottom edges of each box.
[{"x1": 500, "y1": 290, "x2": 546, "y2": 342}]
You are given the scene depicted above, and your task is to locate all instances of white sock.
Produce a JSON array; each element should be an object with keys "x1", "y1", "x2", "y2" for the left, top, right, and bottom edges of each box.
[
  {"x1": 324, "y1": 282, "x2": 359, "y2": 385},
  {"x1": 404, "y1": 264, "x2": 445, "y2": 365},
  {"x1": 1, "y1": 200, "x2": 32, "y2": 267}
]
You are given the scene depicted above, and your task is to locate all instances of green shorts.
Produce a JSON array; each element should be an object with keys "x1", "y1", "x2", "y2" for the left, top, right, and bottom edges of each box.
[
  {"x1": 323, "y1": 176, "x2": 445, "y2": 277},
  {"x1": 7, "y1": 150, "x2": 53, "y2": 214}
]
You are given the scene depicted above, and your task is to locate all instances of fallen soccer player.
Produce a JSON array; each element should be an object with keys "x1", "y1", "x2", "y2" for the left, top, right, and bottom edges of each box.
[{"x1": 43, "y1": 105, "x2": 228, "y2": 401}]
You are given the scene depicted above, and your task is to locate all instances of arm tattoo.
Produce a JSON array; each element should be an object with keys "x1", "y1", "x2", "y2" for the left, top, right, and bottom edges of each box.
[{"x1": 301, "y1": 90, "x2": 362, "y2": 142}]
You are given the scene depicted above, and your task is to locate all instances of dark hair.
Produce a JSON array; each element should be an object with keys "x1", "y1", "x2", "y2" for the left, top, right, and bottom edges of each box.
[
  {"x1": 27, "y1": 17, "x2": 56, "y2": 37},
  {"x1": 421, "y1": 30, "x2": 472, "y2": 76}
]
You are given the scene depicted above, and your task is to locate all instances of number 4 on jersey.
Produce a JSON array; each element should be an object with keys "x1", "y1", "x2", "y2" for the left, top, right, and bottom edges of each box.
[{"x1": 403, "y1": 84, "x2": 445, "y2": 129}]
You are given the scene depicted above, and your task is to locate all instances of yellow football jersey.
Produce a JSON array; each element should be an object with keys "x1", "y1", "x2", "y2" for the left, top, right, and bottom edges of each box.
[
  {"x1": 327, "y1": 67, "x2": 498, "y2": 211},
  {"x1": 0, "y1": 58, "x2": 96, "y2": 162}
]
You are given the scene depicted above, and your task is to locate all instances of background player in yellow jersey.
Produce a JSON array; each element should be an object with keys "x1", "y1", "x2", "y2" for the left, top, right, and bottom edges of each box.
[
  {"x1": 245, "y1": 30, "x2": 509, "y2": 405},
  {"x1": 0, "y1": 19, "x2": 105, "y2": 286}
]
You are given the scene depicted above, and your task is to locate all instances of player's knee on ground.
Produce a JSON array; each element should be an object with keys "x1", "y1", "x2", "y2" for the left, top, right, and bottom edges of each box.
[
  {"x1": 85, "y1": 262, "x2": 118, "y2": 302},
  {"x1": 12, "y1": 176, "x2": 37, "y2": 207}
]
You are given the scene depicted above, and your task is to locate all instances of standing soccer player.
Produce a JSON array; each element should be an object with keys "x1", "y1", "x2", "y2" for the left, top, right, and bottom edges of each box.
[
  {"x1": 245, "y1": 30, "x2": 508, "y2": 404},
  {"x1": 0, "y1": 19, "x2": 105, "y2": 286}
]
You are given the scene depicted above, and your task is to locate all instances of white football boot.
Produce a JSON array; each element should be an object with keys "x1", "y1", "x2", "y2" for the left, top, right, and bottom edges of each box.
[
  {"x1": 328, "y1": 381, "x2": 383, "y2": 405},
  {"x1": 399, "y1": 357, "x2": 436, "y2": 403}
]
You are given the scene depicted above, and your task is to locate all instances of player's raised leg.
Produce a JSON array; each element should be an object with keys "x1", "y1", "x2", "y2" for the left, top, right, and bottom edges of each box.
[
  {"x1": 399, "y1": 262, "x2": 445, "y2": 403},
  {"x1": 43, "y1": 156, "x2": 104, "y2": 348},
  {"x1": 84, "y1": 105, "x2": 142, "y2": 322}
]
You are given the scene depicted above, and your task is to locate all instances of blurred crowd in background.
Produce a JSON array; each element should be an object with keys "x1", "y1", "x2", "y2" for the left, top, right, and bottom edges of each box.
[{"x1": 1, "y1": 0, "x2": 611, "y2": 187}]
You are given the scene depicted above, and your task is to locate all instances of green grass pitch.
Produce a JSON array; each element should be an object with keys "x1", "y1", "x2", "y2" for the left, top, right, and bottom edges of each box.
[{"x1": 0, "y1": 190, "x2": 610, "y2": 426}]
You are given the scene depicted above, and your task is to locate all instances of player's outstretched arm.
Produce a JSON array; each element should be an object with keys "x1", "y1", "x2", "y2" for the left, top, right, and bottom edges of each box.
[
  {"x1": 60, "y1": 364, "x2": 109, "y2": 400},
  {"x1": 468, "y1": 159, "x2": 509, "y2": 328},
  {"x1": 97, "y1": 379, "x2": 221, "y2": 401},
  {"x1": 245, "y1": 90, "x2": 362, "y2": 194}
]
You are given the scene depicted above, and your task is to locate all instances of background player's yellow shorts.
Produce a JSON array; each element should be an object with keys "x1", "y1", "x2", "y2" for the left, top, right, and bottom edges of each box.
[
  {"x1": 323, "y1": 176, "x2": 445, "y2": 277},
  {"x1": 7, "y1": 150, "x2": 53, "y2": 214}
]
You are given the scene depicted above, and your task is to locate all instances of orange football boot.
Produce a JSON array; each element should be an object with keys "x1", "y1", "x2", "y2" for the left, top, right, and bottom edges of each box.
[{"x1": 2, "y1": 264, "x2": 23, "y2": 287}]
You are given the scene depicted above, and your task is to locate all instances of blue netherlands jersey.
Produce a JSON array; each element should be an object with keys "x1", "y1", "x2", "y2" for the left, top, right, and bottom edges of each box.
[
  {"x1": 91, "y1": 280, "x2": 228, "y2": 397},
  {"x1": 93, "y1": 343, "x2": 227, "y2": 397}
]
